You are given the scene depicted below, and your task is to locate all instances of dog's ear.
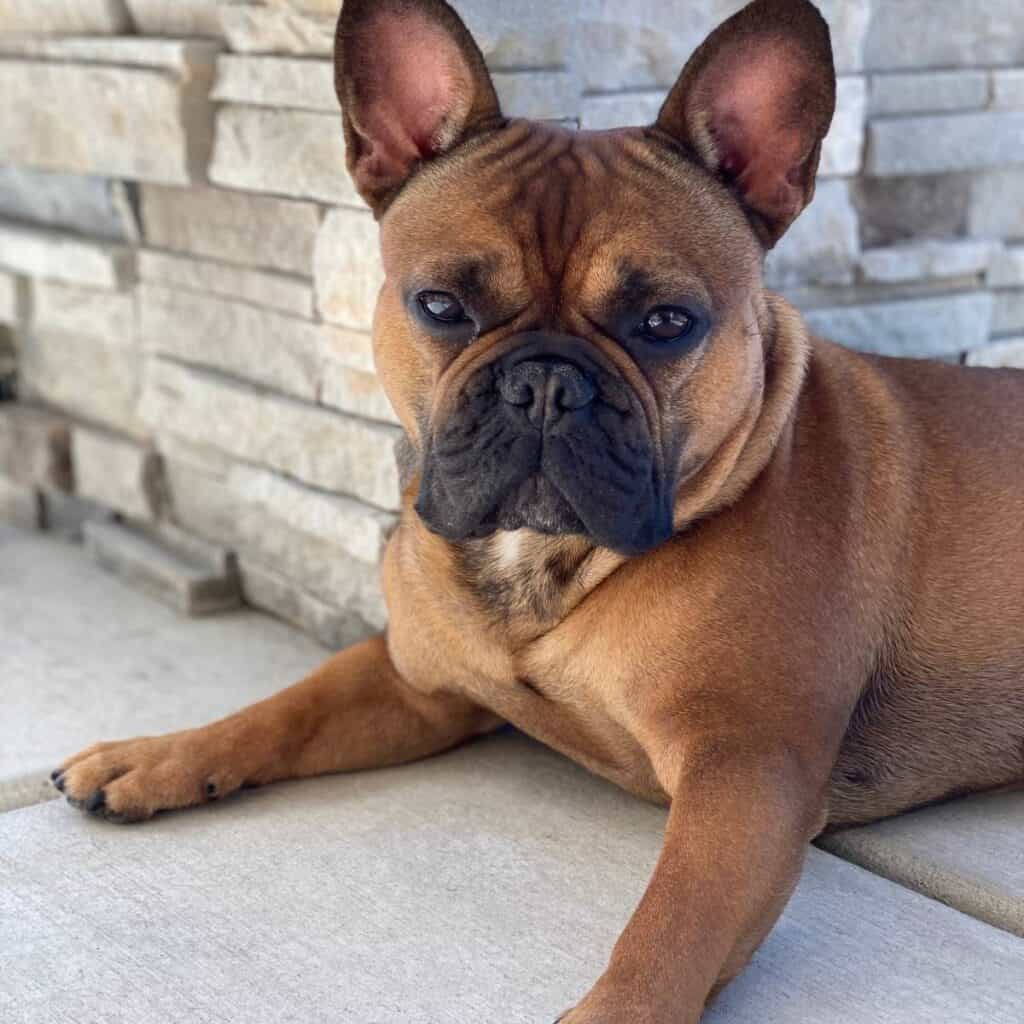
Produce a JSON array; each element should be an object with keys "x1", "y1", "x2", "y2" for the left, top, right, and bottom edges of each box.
[
  {"x1": 335, "y1": 0, "x2": 503, "y2": 215},
  {"x1": 655, "y1": 0, "x2": 835, "y2": 246}
]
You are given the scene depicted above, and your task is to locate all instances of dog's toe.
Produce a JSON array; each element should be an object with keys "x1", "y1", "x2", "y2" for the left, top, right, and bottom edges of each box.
[{"x1": 84, "y1": 789, "x2": 106, "y2": 814}]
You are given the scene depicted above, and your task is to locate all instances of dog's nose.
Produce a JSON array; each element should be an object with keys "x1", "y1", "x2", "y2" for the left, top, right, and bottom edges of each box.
[{"x1": 498, "y1": 359, "x2": 596, "y2": 427}]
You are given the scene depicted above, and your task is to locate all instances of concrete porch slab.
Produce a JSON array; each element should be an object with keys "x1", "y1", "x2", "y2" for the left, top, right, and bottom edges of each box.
[
  {"x1": 2, "y1": 732, "x2": 1023, "y2": 1024},
  {"x1": 821, "y1": 788, "x2": 1024, "y2": 937},
  {"x1": 1, "y1": 522, "x2": 325, "y2": 806}
]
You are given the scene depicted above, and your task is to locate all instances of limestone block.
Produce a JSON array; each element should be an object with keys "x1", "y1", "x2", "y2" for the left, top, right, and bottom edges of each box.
[
  {"x1": 320, "y1": 359, "x2": 398, "y2": 426},
  {"x1": 139, "y1": 185, "x2": 319, "y2": 274},
  {"x1": 858, "y1": 241, "x2": 995, "y2": 285},
  {"x1": 453, "y1": 0, "x2": 576, "y2": 68},
  {"x1": 71, "y1": 426, "x2": 161, "y2": 522},
  {"x1": 0, "y1": 37, "x2": 220, "y2": 72},
  {"x1": 989, "y1": 247, "x2": 1024, "y2": 289},
  {"x1": 867, "y1": 112, "x2": 1024, "y2": 176},
  {"x1": 314, "y1": 208, "x2": 383, "y2": 330},
  {"x1": 855, "y1": 174, "x2": 970, "y2": 247},
  {"x1": 865, "y1": 0, "x2": 1024, "y2": 70},
  {"x1": 0, "y1": 269, "x2": 18, "y2": 324},
  {"x1": 576, "y1": 0, "x2": 869, "y2": 92},
  {"x1": 21, "y1": 331, "x2": 148, "y2": 440},
  {"x1": 0, "y1": 165, "x2": 138, "y2": 242},
  {"x1": 0, "y1": 61, "x2": 214, "y2": 185},
  {"x1": 0, "y1": 404, "x2": 72, "y2": 491},
  {"x1": 138, "y1": 250, "x2": 313, "y2": 319},
  {"x1": 0, "y1": 0, "x2": 129, "y2": 34},
  {"x1": 138, "y1": 284, "x2": 322, "y2": 401},
  {"x1": 210, "y1": 106, "x2": 360, "y2": 207},
  {"x1": 32, "y1": 280, "x2": 136, "y2": 342},
  {"x1": 966, "y1": 338, "x2": 1024, "y2": 369},
  {"x1": 141, "y1": 358, "x2": 401, "y2": 510},
  {"x1": 803, "y1": 292, "x2": 994, "y2": 358},
  {"x1": 0, "y1": 224, "x2": 132, "y2": 289},
  {"x1": 125, "y1": 0, "x2": 224, "y2": 37},
  {"x1": 765, "y1": 180, "x2": 859, "y2": 288},
  {"x1": 993, "y1": 291, "x2": 1024, "y2": 336},
  {"x1": 0, "y1": 474, "x2": 40, "y2": 529},
  {"x1": 969, "y1": 169, "x2": 1024, "y2": 241},
  {"x1": 492, "y1": 71, "x2": 580, "y2": 121},
  {"x1": 580, "y1": 92, "x2": 663, "y2": 131},
  {"x1": 212, "y1": 55, "x2": 336, "y2": 111},
  {"x1": 869, "y1": 72, "x2": 990, "y2": 116},
  {"x1": 992, "y1": 70, "x2": 1024, "y2": 110},
  {"x1": 220, "y1": 4, "x2": 335, "y2": 56}
]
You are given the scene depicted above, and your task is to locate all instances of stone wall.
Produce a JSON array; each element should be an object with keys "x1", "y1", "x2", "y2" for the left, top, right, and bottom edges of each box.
[{"x1": 1, "y1": 1, "x2": 1023, "y2": 645}]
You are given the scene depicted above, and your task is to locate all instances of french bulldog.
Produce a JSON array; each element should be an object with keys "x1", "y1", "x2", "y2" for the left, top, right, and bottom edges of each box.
[{"x1": 54, "y1": 1, "x2": 1024, "y2": 1019}]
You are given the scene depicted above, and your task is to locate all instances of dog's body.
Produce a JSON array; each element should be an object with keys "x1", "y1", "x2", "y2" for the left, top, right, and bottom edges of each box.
[{"x1": 54, "y1": 1, "x2": 1024, "y2": 1019}]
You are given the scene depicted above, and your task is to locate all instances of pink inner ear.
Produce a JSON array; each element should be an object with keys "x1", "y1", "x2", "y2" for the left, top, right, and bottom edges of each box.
[
  {"x1": 354, "y1": 13, "x2": 474, "y2": 181},
  {"x1": 704, "y1": 40, "x2": 814, "y2": 220}
]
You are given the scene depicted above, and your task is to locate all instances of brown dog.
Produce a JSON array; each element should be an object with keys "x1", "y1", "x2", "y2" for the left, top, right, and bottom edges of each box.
[{"x1": 54, "y1": 0, "x2": 1024, "y2": 1019}]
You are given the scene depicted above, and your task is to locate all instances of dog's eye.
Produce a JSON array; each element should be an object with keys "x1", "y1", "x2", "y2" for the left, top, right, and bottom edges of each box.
[
  {"x1": 417, "y1": 291, "x2": 467, "y2": 324},
  {"x1": 639, "y1": 306, "x2": 694, "y2": 342}
]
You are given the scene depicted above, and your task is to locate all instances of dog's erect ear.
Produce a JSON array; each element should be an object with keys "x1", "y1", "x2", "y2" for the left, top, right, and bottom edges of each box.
[
  {"x1": 334, "y1": 0, "x2": 503, "y2": 215},
  {"x1": 655, "y1": 0, "x2": 835, "y2": 246}
]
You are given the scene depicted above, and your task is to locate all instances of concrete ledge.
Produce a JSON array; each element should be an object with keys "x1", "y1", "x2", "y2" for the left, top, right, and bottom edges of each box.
[{"x1": 820, "y1": 788, "x2": 1024, "y2": 938}]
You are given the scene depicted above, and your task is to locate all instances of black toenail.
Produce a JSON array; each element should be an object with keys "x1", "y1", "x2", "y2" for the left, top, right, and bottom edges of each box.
[
  {"x1": 50, "y1": 768, "x2": 61, "y2": 781},
  {"x1": 85, "y1": 790, "x2": 106, "y2": 813},
  {"x1": 205, "y1": 781, "x2": 218, "y2": 799},
  {"x1": 53, "y1": 773, "x2": 66, "y2": 792}
]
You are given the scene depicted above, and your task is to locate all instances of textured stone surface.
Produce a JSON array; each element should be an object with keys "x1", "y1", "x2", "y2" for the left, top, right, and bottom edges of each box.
[
  {"x1": 0, "y1": 165, "x2": 138, "y2": 242},
  {"x1": 865, "y1": 0, "x2": 1024, "y2": 70},
  {"x1": 0, "y1": 520, "x2": 321, "y2": 781},
  {"x1": 220, "y1": 4, "x2": 336, "y2": 56},
  {"x1": 84, "y1": 518, "x2": 241, "y2": 617},
  {"x1": 0, "y1": 475, "x2": 39, "y2": 530},
  {"x1": 869, "y1": 71, "x2": 990, "y2": 116},
  {"x1": 867, "y1": 112, "x2": 1024, "y2": 177},
  {"x1": 32, "y1": 280, "x2": 135, "y2": 341},
  {"x1": 138, "y1": 250, "x2": 313, "y2": 318},
  {"x1": 803, "y1": 292, "x2": 994, "y2": 358},
  {"x1": 125, "y1": 0, "x2": 224, "y2": 37},
  {"x1": 859, "y1": 241, "x2": 995, "y2": 284},
  {"x1": 455, "y1": 0, "x2": 576, "y2": 68},
  {"x1": 4, "y1": 730, "x2": 1024, "y2": 1023},
  {"x1": 989, "y1": 247, "x2": 1024, "y2": 289},
  {"x1": 992, "y1": 70, "x2": 1024, "y2": 110},
  {"x1": 21, "y1": 332, "x2": 147, "y2": 440},
  {"x1": 139, "y1": 185, "x2": 320, "y2": 275},
  {"x1": 819, "y1": 76, "x2": 866, "y2": 177},
  {"x1": 0, "y1": 0, "x2": 129, "y2": 34},
  {"x1": 141, "y1": 359, "x2": 401, "y2": 510},
  {"x1": 994, "y1": 291, "x2": 1024, "y2": 336},
  {"x1": 71, "y1": 427, "x2": 161, "y2": 522},
  {"x1": 315, "y1": 208, "x2": 384, "y2": 330},
  {"x1": 138, "y1": 284, "x2": 321, "y2": 400},
  {"x1": 321, "y1": 359, "x2": 398, "y2": 425},
  {"x1": 580, "y1": 91, "x2": 663, "y2": 130},
  {"x1": 0, "y1": 61, "x2": 214, "y2": 185},
  {"x1": 0, "y1": 36, "x2": 220, "y2": 72},
  {"x1": 0, "y1": 405, "x2": 72, "y2": 492},
  {"x1": 765, "y1": 181, "x2": 859, "y2": 288},
  {"x1": 576, "y1": 0, "x2": 870, "y2": 92},
  {"x1": 969, "y1": 169, "x2": 1024, "y2": 241},
  {"x1": 0, "y1": 224, "x2": 131, "y2": 289},
  {"x1": 212, "y1": 55, "x2": 336, "y2": 111},
  {"x1": 161, "y1": 451, "x2": 388, "y2": 628},
  {"x1": 855, "y1": 174, "x2": 971, "y2": 247},
  {"x1": 821, "y1": 790, "x2": 1024, "y2": 938},
  {"x1": 967, "y1": 338, "x2": 1024, "y2": 369},
  {"x1": 0, "y1": 269, "x2": 17, "y2": 324},
  {"x1": 210, "y1": 106, "x2": 360, "y2": 207},
  {"x1": 492, "y1": 71, "x2": 580, "y2": 121}
]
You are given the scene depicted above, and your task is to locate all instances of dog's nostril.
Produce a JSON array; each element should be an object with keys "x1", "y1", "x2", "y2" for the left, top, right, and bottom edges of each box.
[
  {"x1": 499, "y1": 360, "x2": 595, "y2": 424},
  {"x1": 547, "y1": 368, "x2": 595, "y2": 411}
]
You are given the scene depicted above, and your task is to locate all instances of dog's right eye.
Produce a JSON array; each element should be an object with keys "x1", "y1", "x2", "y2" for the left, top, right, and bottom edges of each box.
[{"x1": 417, "y1": 291, "x2": 467, "y2": 324}]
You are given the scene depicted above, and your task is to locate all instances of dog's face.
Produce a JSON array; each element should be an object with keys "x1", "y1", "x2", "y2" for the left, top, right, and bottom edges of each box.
[{"x1": 335, "y1": 0, "x2": 835, "y2": 555}]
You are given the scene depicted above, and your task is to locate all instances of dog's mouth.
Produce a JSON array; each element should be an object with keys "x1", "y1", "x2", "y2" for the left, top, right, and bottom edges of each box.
[{"x1": 414, "y1": 337, "x2": 672, "y2": 555}]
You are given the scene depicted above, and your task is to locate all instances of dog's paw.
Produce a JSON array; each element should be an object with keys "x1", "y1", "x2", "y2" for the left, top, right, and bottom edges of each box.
[{"x1": 51, "y1": 730, "x2": 244, "y2": 823}]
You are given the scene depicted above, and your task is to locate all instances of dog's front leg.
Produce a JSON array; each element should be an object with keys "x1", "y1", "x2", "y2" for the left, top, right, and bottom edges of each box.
[
  {"x1": 560, "y1": 738, "x2": 830, "y2": 1024},
  {"x1": 53, "y1": 634, "x2": 500, "y2": 822}
]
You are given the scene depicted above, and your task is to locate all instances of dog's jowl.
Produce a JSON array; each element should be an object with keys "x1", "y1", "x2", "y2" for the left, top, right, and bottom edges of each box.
[{"x1": 54, "y1": 1, "x2": 1024, "y2": 1020}]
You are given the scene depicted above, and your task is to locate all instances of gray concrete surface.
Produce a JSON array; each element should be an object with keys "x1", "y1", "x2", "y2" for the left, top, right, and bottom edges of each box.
[
  {"x1": 2, "y1": 734, "x2": 1023, "y2": 1024},
  {"x1": 821, "y1": 788, "x2": 1024, "y2": 937},
  {"x1": 1, "y1": 522, "x2": 325, "y2": 805}
]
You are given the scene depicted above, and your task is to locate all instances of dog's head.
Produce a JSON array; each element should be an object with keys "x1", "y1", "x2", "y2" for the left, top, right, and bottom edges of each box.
[{"x1": 334, "y1": 0, "x2": 835, "y2": 555}]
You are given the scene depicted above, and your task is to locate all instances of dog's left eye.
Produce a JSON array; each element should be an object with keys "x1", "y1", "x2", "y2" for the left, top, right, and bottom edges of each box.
[
  {"x1": 417, "y1": 290, "x2": 467, "y2": 324},
  {"x1": 638, "y1": 306, "x2": 694, "y2": 342}
]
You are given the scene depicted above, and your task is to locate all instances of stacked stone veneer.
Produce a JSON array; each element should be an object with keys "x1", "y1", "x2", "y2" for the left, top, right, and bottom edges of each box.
[{"x1": 1, "y1": 1, "x2": 1022, "y2": 646}]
